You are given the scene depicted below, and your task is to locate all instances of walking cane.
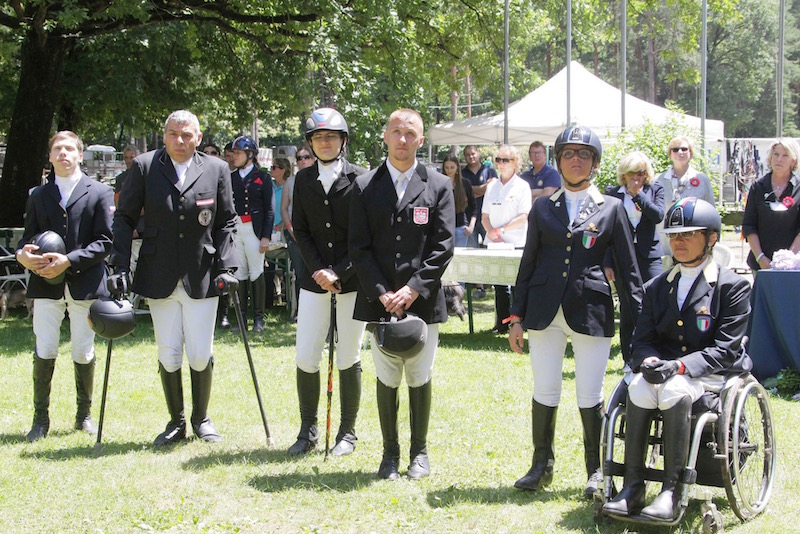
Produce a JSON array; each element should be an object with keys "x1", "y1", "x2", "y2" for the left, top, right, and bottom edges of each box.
[
  {"x1": 91, "y1": 273, "x2": 136, "y2": 453},
  {"x1": 93, "y1": 338, "x2": 113, "y2": 452},
  {"x1": 228, "y1": 283, "x2": 275, "y2": 447},
  {"x1": 324, "y1": 292, "x2": 338, "y2": 461}
]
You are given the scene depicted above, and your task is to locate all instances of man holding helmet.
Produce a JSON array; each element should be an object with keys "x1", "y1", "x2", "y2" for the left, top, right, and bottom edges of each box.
[
  {"x1": 111, "y1": 110, "x2": 238, "y2": 446},
  {"x1": 604, "y1": 198, "x2": 752, "y2": 521},
  {"x1": 16, "y1": 130, "x2": 115, "y2": 442},
  {"x1": 229, "y1": 135, "x2": 274, "y2": 334},
  {"x1": 508, "y1": 125, "x2": 642, "y2": 498},
  {"x1": 350, "y1": 108, "x2": 455, "y2": 480},
  {"x1": 287, "y1": 108, "x2": 367, "y2": 457}
]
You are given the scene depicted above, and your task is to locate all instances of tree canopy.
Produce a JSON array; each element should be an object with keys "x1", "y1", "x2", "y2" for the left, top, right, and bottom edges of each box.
[{"x1": 0, "y1": 0, "x2": 798, "y2": 226}]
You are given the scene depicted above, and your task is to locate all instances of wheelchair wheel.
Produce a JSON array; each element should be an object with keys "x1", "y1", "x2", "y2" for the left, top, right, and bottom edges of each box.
[{"x1": 719, "y1": 375, "x2": 776, "y2": 521}]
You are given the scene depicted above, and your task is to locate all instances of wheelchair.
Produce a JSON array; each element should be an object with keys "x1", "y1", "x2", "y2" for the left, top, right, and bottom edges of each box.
[{"x1": 593, "y1": 371, "x2": 776, "y2": 533}]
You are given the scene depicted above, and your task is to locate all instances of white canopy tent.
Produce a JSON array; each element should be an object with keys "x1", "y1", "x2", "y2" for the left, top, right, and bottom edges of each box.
[{"x1": 428, "y1": 61, "x2": 725, "y2": 146}]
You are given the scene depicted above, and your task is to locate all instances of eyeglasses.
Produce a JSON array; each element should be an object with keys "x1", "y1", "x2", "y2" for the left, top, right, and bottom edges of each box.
[
  {"x1": 495, "y1": 157, "x2": 513, "y2": 164},
  {"x1": 311, "y1": 133, "x2": 340, "y2": 143},
  {"x1": 627, "y1": 170, "x2": 647, "y2": 177},
  {"x1": 560, "y1": 148, "x2": 593, "y2": 160},
  {"x1": 296, "y1": 154, "x2": 313, "y2": 160},
  {"x1": 671, "y1": 147, "x2": 690, "y2": 153},
  {"x1": 204, "y1": 150, "x2": 219, "y2": 156},
  {"x1": 666, "y1": 229, "x2": 705, "y2": 240}
]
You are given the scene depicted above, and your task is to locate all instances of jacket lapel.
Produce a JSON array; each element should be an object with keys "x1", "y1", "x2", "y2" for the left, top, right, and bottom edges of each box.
[
  {"x1": 65, "y1": 175, "x2": 90, "y2": 210},
  {"x1": 44, "y1": 177, "x2": 62, "y2": 207},
  {"x1": 571, "y1": 186, "x2": 605, "y2": 229},
  {"x1": 156, "y1": 149, "x2": 180, "y2": 189},
  {"x1": 180, "y1": 152, "x2": 203, "y2": 193},
  {"x1": 548, "y1": 189, "x2": 570, "y2": 228},
  {"x1": 330, "y1": 163, "x2": 354, "y2": 195},
  {"x1": 398, "y1": 163, "x2": 426, "y2": 210},
  {"x1": 684, "y1": 262, "x2": 718, "y2": 311}
]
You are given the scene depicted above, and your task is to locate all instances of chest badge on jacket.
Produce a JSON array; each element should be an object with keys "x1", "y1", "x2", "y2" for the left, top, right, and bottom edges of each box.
[
  {"x1": 413, "y1": 207, "x2": 429, "y2": 225},
  {"x1": 198, "y1": 208, "x2": 213, "y2": 226},
  {"x1": 582, "y1": 222, "x2": 598, "y2": 249},
  {"x1": 696, "y1": 305, "x2": 712, "y2": 332}
]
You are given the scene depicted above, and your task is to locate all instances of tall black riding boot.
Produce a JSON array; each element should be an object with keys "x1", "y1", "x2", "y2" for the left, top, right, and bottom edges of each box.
[
  {"x1": 331, "y1": 362, "x2": 362, "y2": 457},
  {"x1": 408, "y1": 380, "x2": 433, "y2": 479},
  {"x1": 27, "y1": 355, "x2": 56, "y2": 442},
  {"x1": 603, "y1": 401, "x2": 653, "y2": 516},
  {"x1": 153, "y1": 363, "x2": 187, "y2": 446},
  {"x1": 218, "y1": 294, "x2": 231, "y2": 329},
  {"x1": 580, "y1": 402, "x2": 606, "y2": 499},
  {"x1": 514, "y1": 400, "x2": 557, "y2": 490},
  {"x1": 376, "y1": 379, "x2": 400, "y2": 480},
  {"x1": 641, "y1": 396, "x2": 692, "y2": 521},
  {"x1": 74, "y1": 360, "x2": 97, "y2": 434},
  {"x1": 232, "y1": 282, "x2": 249, "y2": 333},
  {"x1": 251, "y1": 274, "x2": 266, "y2": 333},
  {"x1": 288, "y1": 368, "x2": 320, "y2": 455},
  {"x1": 190, "y1": 358, "x2": 222, "y2": 442}
]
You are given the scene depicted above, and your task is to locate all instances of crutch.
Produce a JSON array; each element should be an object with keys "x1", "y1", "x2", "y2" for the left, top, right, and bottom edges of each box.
[
  {"x1": 324, "y1": 292, "x2": 338, "y2": 461},
  {"x1": 229, "y1": 284, "x2": 274, "y2": 447}
]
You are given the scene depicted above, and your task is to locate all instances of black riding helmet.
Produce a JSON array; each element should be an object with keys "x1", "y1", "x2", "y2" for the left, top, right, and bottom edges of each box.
[
  {"x1": 663, "y1": 197, "x2": 721, "y2": 265},
  {"x1": 366, "y1": 314, "x2": 428, "y2": 360},
  {"x1": 88, "y1": 297, "x2": 136, "y2": 340},
  {"x1": 553, "y1": 125, "x2": 603, "y2": 188},
  {"x1": 30, "y1": 230, "x2": 67, "y2": 285}
]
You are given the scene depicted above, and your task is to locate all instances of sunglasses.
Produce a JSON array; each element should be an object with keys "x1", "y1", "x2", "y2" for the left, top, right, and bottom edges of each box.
[
  {"x1": 561, "y1": 148, "x2": 593, "y2": 160},
  {"x1": 204, "y1": 150, "x2": 219, "y2": 156},
  {"x1": 627, "y1": 170, "x2": 647, "y2": 177},
  {"x1": 296, "y1": 154, "x2": 313, "y2": 160},
  {"x1": 671, "y1": 147, "x2": 690, "y2": 153},
  {"x1": 495, "y1": 157, "x2": 514, "y2": 164},
  {"x1": 270, "y1": 165, "x2": 282, "y2": 170},
  {"x1": 666, "y1": 229, "x2": 705, "y2": 240}
]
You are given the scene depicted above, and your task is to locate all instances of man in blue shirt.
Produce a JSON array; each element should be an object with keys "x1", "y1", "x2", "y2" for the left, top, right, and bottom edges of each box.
[
  {"x1": 520, "y1": 141, "x2": 560, "y2": 202},
  {"x1": 462, "y1": 145, "x2": 497, "y2": 248}
]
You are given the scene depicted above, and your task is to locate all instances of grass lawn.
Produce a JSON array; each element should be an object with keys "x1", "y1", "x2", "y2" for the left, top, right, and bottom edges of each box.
[{"x1": 0, "y1": 295, "x2": 797, "y2": 533}]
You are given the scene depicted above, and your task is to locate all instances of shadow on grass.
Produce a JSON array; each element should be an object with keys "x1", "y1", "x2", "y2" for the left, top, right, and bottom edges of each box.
[
  {"x1": 181, "y1": 447, "x2": 304, "y2": 470},
  {"x1": 426, "y1": 484, "x2": 577, "y2": 507},
  {"x1": 248, "y1": 469, "x2": 378, "y2": 493},
  {"x1": 0, "y1": 432, "x2": 29, "y2": 444},
  {"x1": 19, "y1": 439, "x2": 147, "y2": 459}
]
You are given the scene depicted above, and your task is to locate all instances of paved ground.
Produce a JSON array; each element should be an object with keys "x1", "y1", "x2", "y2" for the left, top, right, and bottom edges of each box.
[{"x1": 718, "y1": 229, "x2": 754, "y2": 284}]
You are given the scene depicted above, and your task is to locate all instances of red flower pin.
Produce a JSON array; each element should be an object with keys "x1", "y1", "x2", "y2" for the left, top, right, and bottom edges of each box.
[
  {"x1": 690, "y1": 177, "x2": 700, "y2": 187},
  {"x1": 783, "y1": 196, "x2": 794, "y2": 208}
]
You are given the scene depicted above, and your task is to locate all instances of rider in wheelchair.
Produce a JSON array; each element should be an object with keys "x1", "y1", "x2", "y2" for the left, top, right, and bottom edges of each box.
[{"x1": 603, "y1": 197, "x2": 753, "y2": 522}]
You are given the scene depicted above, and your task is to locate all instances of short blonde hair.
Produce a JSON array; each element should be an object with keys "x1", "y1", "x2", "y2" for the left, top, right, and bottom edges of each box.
[
  {"x1": 667, "y1": 136, "x2": 695, "y2": 159},
  {"x1": 616, "y1": 151, "x2": 654, "y2": 186},
  {"x1": 48, "y1": 131, "x2": 83, "y2": 153},
  {"x1": 767, "y1": 137, "x2": 800, "y2": 172},
  {"x1": 495, "y1": 144, "x2": 522, "y2": 175}
]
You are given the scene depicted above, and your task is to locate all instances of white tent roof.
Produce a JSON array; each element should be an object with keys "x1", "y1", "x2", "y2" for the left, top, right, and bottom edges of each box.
[{"x1": 428, "y1": 61, "x2": 725, "y2": 146}]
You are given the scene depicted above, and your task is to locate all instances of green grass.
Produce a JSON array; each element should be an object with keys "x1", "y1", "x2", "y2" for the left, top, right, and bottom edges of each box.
[{"x1": 0, "y1": 296, "x2": 797, "y2": 533}]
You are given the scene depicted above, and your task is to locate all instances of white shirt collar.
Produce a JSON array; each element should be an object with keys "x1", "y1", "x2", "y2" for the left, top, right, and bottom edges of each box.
[
  {"x1": 386, "y1": 159, "x2": 417, "y2": 184},
  {"x1": 238, "y1": 164, "x2": 254, "y2": 178}
]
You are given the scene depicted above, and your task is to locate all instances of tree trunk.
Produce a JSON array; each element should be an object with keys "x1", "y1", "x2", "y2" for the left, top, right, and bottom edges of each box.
[
  {"x1": 0, "y1": 30, "x2": 67, "y2": 227},
  {"x1": 647, "y1": 35, "x2": 656, "y2": 103}
]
